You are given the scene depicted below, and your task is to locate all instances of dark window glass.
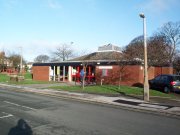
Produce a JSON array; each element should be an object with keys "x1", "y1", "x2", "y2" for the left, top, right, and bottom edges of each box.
[
  {"x1": 154, "y1": 75, "x2": 161, "y2": 81},
  {"x1": 173, "y1": 76, "x2": 180, "y2": 81},
  {"x1": 161, "y1": 76, "x2": 168, "y2": 82}
]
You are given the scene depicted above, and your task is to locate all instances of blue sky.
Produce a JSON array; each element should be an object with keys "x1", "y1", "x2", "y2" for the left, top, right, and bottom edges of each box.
[{"x1": 0, "y1": 0, "x2": 180, "y2": 62}]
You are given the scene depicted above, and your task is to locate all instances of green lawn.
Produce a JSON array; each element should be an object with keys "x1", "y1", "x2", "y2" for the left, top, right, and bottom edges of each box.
[
  {"x1": 0, "y1": 73, "x2": 52, "y2": 84},
  {"x1": 48, "y1": 85, "x2": 179, "y2": 99},
  {"x1": 0, "y1": 73, "x2": 10, "y2": 82},
  {"x1": 24, "y1": 72, "x2": 33, "y2": 80},
  {"x1": 0, "y1": 73, "x2": 179, "y2": 99}
]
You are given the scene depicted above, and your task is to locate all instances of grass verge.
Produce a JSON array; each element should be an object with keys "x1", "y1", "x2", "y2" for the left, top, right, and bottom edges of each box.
[{"x1": 48, "y1": 85, "x2": 179, "y2": 99}]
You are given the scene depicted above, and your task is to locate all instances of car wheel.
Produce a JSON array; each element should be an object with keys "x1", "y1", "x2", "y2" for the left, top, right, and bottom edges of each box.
[{"x1": 164, "y1": 86, "x2": 170, "y2": 93}]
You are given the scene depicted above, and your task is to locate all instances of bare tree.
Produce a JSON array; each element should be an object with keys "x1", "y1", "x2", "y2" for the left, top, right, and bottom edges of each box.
[
  {"x1": 0, "y1": 51, "x2": 6, "y2": 72},
  {"x1": 7, "y1": 53, "x2": 26, "y2": 71},
  {"x1": 124, "y1": 35, "x2": 171, "y2": 67},
  {"x1": 80, "y1": 63, "x2": 87, "y2": 90},
  {"x1": 112, "y1": 51, "x2": 125, "y2": 89},
  {"x1": 157, "y1": 21, "x2": 180, "y2": 65},
  {"x1": 148, "y1": 35, "x2": 170, "y2": 66},
  {"x1": 74, "y1": 52, "x2": 97, "y2": 89},
  {"x1": 52, "y1": 43, "x2": 74, "y2": 61},
  {"x1": 123, "y1": 36, "x2": 144, "y2": 62},
  {"x1": 34, "y1": 54, "x2": 50, "y2": 63},
  {"x1": 174, "y1": 52, "x2": 180, "y2": 74}
]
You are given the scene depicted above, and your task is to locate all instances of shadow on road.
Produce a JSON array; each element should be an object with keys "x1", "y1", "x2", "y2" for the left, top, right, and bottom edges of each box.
[{"x1": 8, "y1": 119, "x2": 33, "y2": 135}]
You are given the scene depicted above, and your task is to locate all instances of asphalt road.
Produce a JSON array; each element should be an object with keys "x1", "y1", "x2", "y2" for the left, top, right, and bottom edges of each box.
[{"x1": 0, "y1": 87, "x2": 180, "y2": 135}]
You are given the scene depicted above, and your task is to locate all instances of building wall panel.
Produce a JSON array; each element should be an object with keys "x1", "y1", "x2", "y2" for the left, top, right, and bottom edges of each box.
[
  {"x1": 95, "y1": 65, "x2": 173, "y2": 86},
  {"x1": 32, "y1": 66, "x2": 49, "y2": 81}
]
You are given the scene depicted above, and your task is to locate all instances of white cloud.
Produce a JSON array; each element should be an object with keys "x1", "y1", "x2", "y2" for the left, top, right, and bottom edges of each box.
[
  {"x1": 47, "y1": 0, "x2": 62, "y2": 9},
  {"x1": 0, "y1": 40, "x2": 61, "y2": 62}
]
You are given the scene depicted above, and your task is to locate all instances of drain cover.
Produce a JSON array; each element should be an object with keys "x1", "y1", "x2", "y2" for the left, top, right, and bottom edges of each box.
[{"x1": 113, "y1": 99, "x2": 140, "y2": 106}]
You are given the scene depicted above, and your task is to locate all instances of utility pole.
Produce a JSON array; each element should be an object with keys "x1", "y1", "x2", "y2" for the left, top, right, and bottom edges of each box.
[
  {"x1": 139, "y1": 13, "x2": 149, "y2": 101},
  {"x1": 19, "y1": 47, "x2": 23, "y2": 75}
]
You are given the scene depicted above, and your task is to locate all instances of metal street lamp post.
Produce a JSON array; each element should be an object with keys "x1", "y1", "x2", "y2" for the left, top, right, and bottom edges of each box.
[
  {"x1": 19, "y1": 47, "x2": 23, "y2": 74},
  {"x1": 139, "y1": 13, "x2": 149, "y2": 101}
]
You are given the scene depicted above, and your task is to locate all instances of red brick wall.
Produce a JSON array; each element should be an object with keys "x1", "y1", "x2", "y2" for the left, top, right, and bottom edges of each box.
[
  {"x1": 32, "y1": 66, "x2": 49, "y2": 81},
  {"x1": 32, "y1": 65, "x2": 173, "y2": 86},
  {"x1": 95, "y1": 65, "x2": 143, "y2": 86},
  {"x1": 154, "y1": 67, "x2": 173, "y2": 77},
  {"x1": 95, "y1": 65, "x2": 173, "y2": 86},
  {"x1": 148, "y1": 67, "x2": 155, "y2": 80}
]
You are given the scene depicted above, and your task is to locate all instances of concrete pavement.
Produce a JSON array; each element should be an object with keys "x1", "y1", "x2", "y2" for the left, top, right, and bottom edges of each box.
[{"x1": 0, "y1": 83, "x2": 180, "y2": 117}]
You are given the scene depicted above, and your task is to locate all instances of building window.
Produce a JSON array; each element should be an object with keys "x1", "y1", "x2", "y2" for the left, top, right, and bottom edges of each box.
[{"x1": 102, "y1": 69, "x2": 108, "y2": 76}]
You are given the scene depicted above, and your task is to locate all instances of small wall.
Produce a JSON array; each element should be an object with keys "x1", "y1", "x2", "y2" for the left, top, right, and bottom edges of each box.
[{"x1": 32, "y1": 66, "x2": 49, "y2": 81}]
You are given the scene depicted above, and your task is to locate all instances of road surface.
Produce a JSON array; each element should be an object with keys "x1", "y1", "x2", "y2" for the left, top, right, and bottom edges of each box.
[{"x1": 0, "y1": 87, "x2": 180, "y2": 135}]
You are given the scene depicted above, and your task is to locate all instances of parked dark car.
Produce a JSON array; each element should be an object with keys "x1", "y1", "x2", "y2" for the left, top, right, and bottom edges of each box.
[{"x1": 149, "y1": 74, "x2": 180, "y2": 93}]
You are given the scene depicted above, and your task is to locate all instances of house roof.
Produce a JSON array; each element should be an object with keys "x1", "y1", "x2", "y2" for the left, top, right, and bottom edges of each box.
[
  {"x1": 33, "y1": 60, "x2": 120, "y2": 67},
  {"x1": 70, "y1": 51, "x2": 122, "y2": 61}
]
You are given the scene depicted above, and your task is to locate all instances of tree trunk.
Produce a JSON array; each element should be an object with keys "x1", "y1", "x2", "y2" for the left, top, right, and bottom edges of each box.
[
  {"x1": 82, "y1": 75, "x2": 85, "y2": 90},
  {"x1": 82, "y1": 65, "x2": 86, "y2": 90},
  {"x1": 118, "y1": 71, "x2": 121, "y2": 90}
]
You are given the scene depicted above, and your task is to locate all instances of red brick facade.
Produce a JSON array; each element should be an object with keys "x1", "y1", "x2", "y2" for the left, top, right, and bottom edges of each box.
[
  {"x1": 32, "y1": 64, "x2": 173, "y2": 86},
  {"x1": 32, "y1": 66, "x2": 49, "y2": 81},
  {"x1": 95, "y1": 65, "x2": 173, "y2": 86}
]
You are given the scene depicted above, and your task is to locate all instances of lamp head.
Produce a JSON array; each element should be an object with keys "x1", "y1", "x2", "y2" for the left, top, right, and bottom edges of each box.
[{"x1": 139, "y1": 13, "x2": 145, "y2": 18}]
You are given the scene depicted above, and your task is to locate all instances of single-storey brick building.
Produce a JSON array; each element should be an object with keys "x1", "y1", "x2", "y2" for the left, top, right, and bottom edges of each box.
[{"x1": 32, "y1": 44, "x2": 173, "y2": 86}]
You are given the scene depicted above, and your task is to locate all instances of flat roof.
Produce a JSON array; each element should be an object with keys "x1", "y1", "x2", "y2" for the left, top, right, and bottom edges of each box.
[
  {"x1": 33, "y1": 60, "x2": 142, "y2": 67},
  {"x1": 33, "y1": 61, "x2": 118, "y2": 66}
]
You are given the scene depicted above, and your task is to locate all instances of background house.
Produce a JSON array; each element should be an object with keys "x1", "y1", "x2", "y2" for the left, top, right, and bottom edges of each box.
[
  {"x1": 26, "y1": 62, "x2": 34, "y2": 72},
  {"x1": 0, "y1": 51, "x2": 14, "y2": 72}
]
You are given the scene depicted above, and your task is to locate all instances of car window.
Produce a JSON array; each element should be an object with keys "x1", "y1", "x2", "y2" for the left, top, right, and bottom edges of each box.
[
  {"x1": 173, "y1": 76, "x2": 180, "y2": 81},
  {"x1": 154, "y1": 75, "x2": 161, "y2": 81},
  {"x1": 161, "y1": 76, "x2": 169, "y2": 82}
]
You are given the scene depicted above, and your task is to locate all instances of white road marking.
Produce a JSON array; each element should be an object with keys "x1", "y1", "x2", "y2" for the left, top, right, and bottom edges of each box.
[
  {"x1": 0, "y1": 112, "x2": 13, "y2": 119},
  {"x1": 3, "y1": 101, "x2": 36, "y2": 111}
]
